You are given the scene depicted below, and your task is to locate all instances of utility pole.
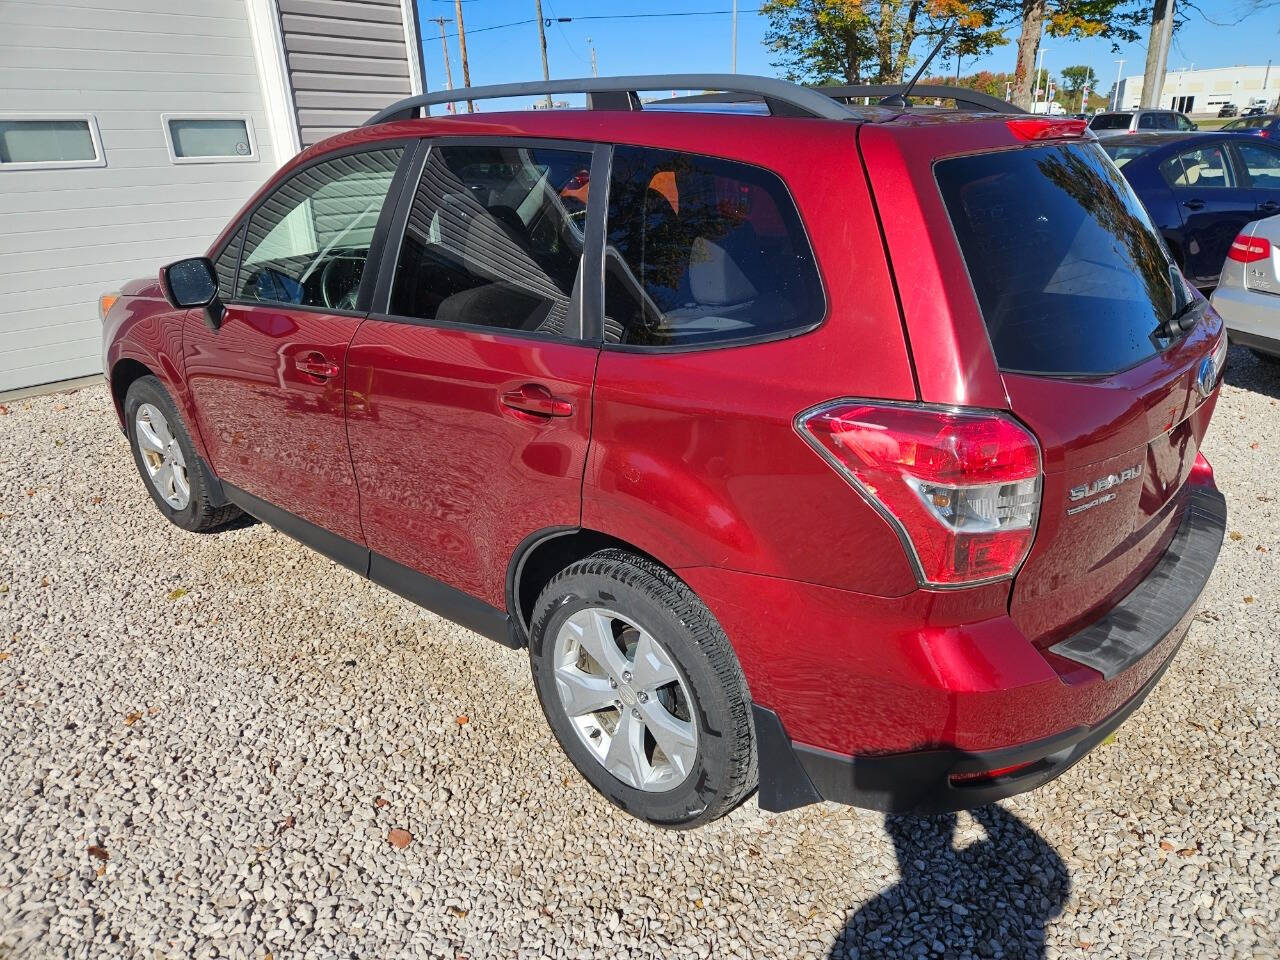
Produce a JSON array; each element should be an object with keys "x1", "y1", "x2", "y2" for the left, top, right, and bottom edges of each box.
[
  {"x1": 1141, "y1": 0, "x2": 1174, "y2": 109},
  {"x1": 430, "y1": 17, "x2": 455, "y2": 114},
  {"x1": 731, "y1": 0, "x2": 738, "y2": 73},
  {"x1": 1032, "y1": 16, "x2": 1046, "y2": 108},
  {"x1": 586, "y1": 36, "x2": 598, "y2": 78},
  {"x1": 1112, "y1": 58, "x2": 1125, "y2": 110},
  {"x1": 454, "y1": 0, "x2": 474, "y2": 112},
  {"x1": 534, "y1": 0, "x2": 553, "y2": 108}
]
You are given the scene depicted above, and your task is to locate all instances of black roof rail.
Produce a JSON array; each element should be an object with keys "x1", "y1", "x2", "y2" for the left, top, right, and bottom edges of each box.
[
  {"x1": 363, "y1": 74, "x2": 859, "y2": 126},
  {"x1": 822, "y1": 84, "x2": 1025, "y2": 114}
]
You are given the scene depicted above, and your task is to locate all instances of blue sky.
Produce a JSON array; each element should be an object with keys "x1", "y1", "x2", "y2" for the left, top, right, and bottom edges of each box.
[{"x1": 414, "y1": 0, "x2": 1280, "y2": 95}]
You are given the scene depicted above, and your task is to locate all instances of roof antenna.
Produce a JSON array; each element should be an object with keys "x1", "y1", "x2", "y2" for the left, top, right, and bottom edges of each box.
[{"x1": 880, "y1": 21, "x2": 955, "y2": 109}]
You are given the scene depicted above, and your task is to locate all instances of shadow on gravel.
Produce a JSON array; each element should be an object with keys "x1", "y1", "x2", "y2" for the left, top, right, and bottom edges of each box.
[
  {"x1": 1224, "y1": 343, "x2": 1280, "y2": 400},
  {"x1": 830, "y1": 806, "x2": 1069, "y2": 960}
]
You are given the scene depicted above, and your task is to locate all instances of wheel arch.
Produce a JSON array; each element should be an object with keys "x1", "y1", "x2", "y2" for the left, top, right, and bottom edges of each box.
[
  {"x1": 109, "y1": 356, "x2": 155, "y2": 426},
  {"x1": 506, "y1": 526, "x2": 682, "y2": 643}
]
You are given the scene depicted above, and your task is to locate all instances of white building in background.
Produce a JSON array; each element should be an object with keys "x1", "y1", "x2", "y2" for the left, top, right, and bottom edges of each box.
[
  {"x1": 0, "y1": 0, "x2": 425, "y2": 393},
  {"x1": 1115, "y1": 64, "x2": 1279, "y2": 115}
]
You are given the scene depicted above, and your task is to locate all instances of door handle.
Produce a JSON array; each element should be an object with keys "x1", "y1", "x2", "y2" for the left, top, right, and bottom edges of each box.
[
  {"x1": 500, "y1": 384, "x2": 573, "y2": 419},
  {"x1": 1260, "y1": 200, "x2": 1280, "y2": 213},
  {"x1": 295, "y1": 353, "x2": 340, "y2": 380},
  {"x1": 1182, "y1": 198, "x2": 1205, "y2": 211}
]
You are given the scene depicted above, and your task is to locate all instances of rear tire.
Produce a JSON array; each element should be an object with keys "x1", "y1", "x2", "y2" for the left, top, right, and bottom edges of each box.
[
  {"x1": 529, "y1": 549, "x2": 757, "y2": 828},
  {"x1": 124, "y1": 376, "x2": 241, "y2": 533}
]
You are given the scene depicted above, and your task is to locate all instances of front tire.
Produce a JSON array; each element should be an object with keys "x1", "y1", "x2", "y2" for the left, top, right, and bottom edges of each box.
[
  {"x1": 529, "y1": 549, "x2": 757, "y2": 828},
  {"x1": 124, "y1": 375, "x2": 240, "y2": 533}
]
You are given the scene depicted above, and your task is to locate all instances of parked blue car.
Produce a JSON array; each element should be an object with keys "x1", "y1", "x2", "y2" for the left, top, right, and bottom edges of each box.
[
  {"x1": 1222, "y1": 114, "x2": 1280, "y2": 138},
  {"x1": 1101, "y1": 132, "x2": 1280, "y2": 288}
]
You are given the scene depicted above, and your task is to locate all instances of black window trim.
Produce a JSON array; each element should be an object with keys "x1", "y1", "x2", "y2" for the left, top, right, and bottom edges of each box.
[
  {"x1": 207, "y1": 138, "x2": 416, "y2": 320},
  {"x1": 598, "y1": 144, "x2": 829, "y2": 355},
  {"x1": 368, "y1": 134, "x2": 608, "y2": 348}
]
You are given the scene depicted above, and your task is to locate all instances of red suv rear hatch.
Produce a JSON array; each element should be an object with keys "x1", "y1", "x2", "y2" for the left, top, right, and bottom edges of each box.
[{"x1": 862, "y1": 121, "x2": 1225, "y2": 650}]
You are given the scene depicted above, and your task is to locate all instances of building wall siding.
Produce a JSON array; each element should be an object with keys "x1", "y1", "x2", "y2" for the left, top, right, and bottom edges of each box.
[
  {"x1": 276, "y1": 0, "x2": 420, "y2": 147},
  {"x1": 0, "y1": 0, "x2": 279, "y2": 392}
]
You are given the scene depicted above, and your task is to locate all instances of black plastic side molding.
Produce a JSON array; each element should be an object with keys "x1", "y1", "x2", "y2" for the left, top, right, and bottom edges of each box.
[{"x1": 222, "y1": 483, "x2": 516, "y2": 648}]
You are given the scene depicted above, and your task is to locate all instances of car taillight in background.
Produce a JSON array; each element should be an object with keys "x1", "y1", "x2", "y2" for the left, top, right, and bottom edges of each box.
[
  {"x1": 1228, "y1": 234, "x2": 1271, "y2": 263},
  {"x1": 798, "y1": 402, "x2": 1043, "y2": 586}
]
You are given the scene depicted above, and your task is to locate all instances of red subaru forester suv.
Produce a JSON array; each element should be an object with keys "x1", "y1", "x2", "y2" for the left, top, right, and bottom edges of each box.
[{"x1": 102, "y1": 76, "x2": 1228, "y2": 828}]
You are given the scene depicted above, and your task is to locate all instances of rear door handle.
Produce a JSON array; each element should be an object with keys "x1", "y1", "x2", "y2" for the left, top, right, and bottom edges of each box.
[
  {"x1": 500, "y1": 383, "x2": 573, "y2": 419},
  {"x1": 1182, "y1": 198, "x2": 1205, "y2": 211},
  {"x1": 1260, "y1": 200, "x2": 1280, "y2": 213},
  {"x1": 295, "y1": 353, "x2": 340, "y2": 379}
]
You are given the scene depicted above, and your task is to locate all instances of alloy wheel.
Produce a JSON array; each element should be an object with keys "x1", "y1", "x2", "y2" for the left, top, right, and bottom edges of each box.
[
  {"x1": 552, "y1": 607, "x2": 698, "y2": 792},
  {"x1": 134, "y1": 403, "x2": 191, "y2": 510}
]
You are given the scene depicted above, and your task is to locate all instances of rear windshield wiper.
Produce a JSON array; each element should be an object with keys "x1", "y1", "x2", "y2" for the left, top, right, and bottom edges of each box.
[{"x1": 1155, "y1": 296, "x2": 1208, "y2": 340}]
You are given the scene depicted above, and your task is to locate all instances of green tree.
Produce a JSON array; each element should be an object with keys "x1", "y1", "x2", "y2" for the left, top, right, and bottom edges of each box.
[
  {"x1": 762, "y1": 0, "x2": 1005, "y2": 85},
  {"x1": 1060, "y1": 64, "x2": 1098, "y2": 103}
]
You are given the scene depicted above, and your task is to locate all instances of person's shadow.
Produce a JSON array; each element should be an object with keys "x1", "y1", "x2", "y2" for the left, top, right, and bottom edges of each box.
[{"x1": 832, "y1": 805, "x2": 1069, "y2": 960}]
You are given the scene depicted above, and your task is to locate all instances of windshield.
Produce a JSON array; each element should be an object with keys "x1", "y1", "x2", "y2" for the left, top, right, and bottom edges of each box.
[
  {"x1": 1089, "y1": 113, "x2": 1132, "y2": 130},
  {"x1": 936, "y1": 142, "x2": 1183, "y2": 376}
]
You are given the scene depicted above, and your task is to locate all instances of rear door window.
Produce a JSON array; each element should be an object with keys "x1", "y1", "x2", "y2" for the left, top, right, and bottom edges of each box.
[
  {"x1": 936, "y1": 142, "x2": 1181, "y2": 376},
  {"x1": 1159, "y1": 144, "x2": 1236, "y2": 189},
  {"x1": 602, "y1": 146, "x2": 824, "y2": 347}
]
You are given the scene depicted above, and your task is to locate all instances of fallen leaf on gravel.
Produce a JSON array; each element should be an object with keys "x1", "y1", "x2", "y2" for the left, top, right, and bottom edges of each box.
[
  {"x1": 95, "y1": 865, "x2": 106, "y2": 877},
  {"x1": 448, "y1": 906, "x2": 468, "y2": 918},
  {"x1": 374, "y1": 797, "x2": 388, "y2": 809},
  {"x1": 124, "y1": 712, "x2": 142, "y2": 726},
  {"x1": 1229, "y1": 531, "x2": 1244, "y2": 541},
  {"x1": 54, "y1": 403, "x2": 67, "y2": 411},
  {"x1": 1259, "y1": 545, "x2": 1269, "y2": 553},
  {"x1": 1244, "y1": 596, "x2": 1255, "y2": 604},
  {"x1": 40, "y1": 577, "x2": 49, "y2": 588},
  {"x1": 456, "y1": 715, "x2": 469, "y2": 725},
  {"x1": 0, "y1": 584, "x2": 8, "y2": 594},
  {"x1": 25, "y1": 489, "x2": 35, "y2": 497},
  {"x1": 0, "y1": 404, "x2": 7, "y2": 415},
  {"x1": 87, "y1": 845, "x2": 109, "y2": 861},
  {"x1": 1251, "y1": 442, "x2": 1260, "y2": 450},
  {"x1": 0, "y1": 652, "x2": 9, "y2": 662},
  {"x1": 166, "y1": 588, "x2": 187, "y2": 601},
  {"x1": 1160, "y1": 841, "x2": 1174, "y2": 851},
  {"x1": 1178, "y1": 846, "x2": 1197, "y2": 857},
  {"x1": 89, "y1": 496, "x2": 103, "y2": 505},
  {"x1": 388, "y1": 828, "x2": 412, "y2": 849},
  {"x1": 277, "y1": 815, "x2": 295, "y2": 833},
  {"x1": 267, "y1": 759, "x2": 279, "y2": 776},
  {"x1": 147, "y1": 706, "x2": 158, "y2": 716}
]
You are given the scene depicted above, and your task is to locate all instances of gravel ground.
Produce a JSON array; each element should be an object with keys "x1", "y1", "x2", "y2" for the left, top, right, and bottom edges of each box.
[{"x1": 1, "y1": 349, "x2": 1278, "y2": 960}]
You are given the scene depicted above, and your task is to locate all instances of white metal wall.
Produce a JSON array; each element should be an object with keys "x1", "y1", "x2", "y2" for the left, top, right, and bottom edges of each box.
[{"x1": 0, "y1": 0, "x2": 280, "y2": 392}]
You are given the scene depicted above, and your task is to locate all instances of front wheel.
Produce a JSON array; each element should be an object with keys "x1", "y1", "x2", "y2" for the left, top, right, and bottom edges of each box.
[
  {"x1": 124, "y1": 375, "x2": 241, "y2": 533},
  {"x1": 529, "y1": 549, "x2": 757, "y2": 828}
]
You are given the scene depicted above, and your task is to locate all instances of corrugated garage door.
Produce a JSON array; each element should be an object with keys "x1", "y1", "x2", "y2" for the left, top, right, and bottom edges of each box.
[{"x1": 278, "y1": 0, "x2": 417, "y2": 148}]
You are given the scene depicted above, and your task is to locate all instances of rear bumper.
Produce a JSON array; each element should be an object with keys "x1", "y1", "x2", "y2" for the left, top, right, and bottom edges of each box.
[
  {"x1": 692, "y1": 483, "x2": 1226, "y2": 815},
  {"x1": 1212, "y1": 284, "x2": 1280, "y2": 355}
]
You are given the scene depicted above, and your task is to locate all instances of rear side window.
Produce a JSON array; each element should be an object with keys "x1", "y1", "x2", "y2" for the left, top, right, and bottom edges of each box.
[
  {"x1": 1235, "y1": 141, "x2": 1280, "y2": 189},
  {"x1": 937, "y1": 142, "x2": 1180, "y2": 376},
  {"x1": 1090, "y1": 113, "x2": 1132, "y2": 130},
  {"x1": 603, "y1": 146, "x2": 823, "y2": 347}
]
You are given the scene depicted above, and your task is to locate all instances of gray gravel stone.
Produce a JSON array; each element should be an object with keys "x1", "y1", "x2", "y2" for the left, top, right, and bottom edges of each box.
[{"x1": 1, "y1": 354, "x2": 1278, "y2": 959}]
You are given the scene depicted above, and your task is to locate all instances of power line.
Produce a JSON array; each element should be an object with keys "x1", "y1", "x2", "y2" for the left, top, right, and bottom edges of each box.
[{"x1": 434, "y1": 8, "x2": 761, "y2": 41}]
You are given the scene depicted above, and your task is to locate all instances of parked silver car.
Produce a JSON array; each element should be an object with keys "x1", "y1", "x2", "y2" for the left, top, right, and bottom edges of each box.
[
  {"x1": 1211, "y1": 213, "x2": 1280, "y2": 361},
  {"x1": 1089, "y1": 109, "x2": 1198, "y2": 138}
]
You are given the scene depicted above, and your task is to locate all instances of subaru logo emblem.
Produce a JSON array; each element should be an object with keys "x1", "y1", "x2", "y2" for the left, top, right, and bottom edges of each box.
[{"x1": 1195, "y1": 355, "x2": 1215, "y2": 400}]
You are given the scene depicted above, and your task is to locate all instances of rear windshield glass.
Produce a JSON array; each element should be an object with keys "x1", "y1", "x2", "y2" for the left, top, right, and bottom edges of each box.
[
  {"x1": 1101, "y1": 142, "x2": 1153, "y2": 168},
  {"x1": 936, "y1": 142, "x2": 1181, "y2": 376},
  {"x1": 1089, "y1": 113, "x2": 1132, "y2": 130}
]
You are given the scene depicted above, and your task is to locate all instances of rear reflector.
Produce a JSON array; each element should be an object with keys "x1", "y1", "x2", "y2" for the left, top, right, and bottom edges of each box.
[
  {"x1": 1228, "y1": 234, "x2": 1271, "y2": 263},
  {"x1": 1006, "y1": 118, "x2": 1089, "y2": 141},
  {"x1": 949, "y1": 760, "x2": 1038, "y2": 784},
  {"x1": 798, "y1": 403, "x2": 1043, "y2": 586}
]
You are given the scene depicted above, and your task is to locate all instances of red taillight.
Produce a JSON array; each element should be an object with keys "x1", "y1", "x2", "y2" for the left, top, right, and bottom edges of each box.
[
  {"x1": 1006, "y1": 118, "x2": 1089, "y2": 141},
  {"x1": 798, "y1": 403, "x2": 1043, "y2": 586},
  {"x1": 1228, "y1": 234, "x2": 1271, "y2": 263}
]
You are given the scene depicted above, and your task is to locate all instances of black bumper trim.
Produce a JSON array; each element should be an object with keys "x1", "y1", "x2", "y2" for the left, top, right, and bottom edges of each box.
[
  {"x1": 1049, "y1": 485, "x2": 1226, "y2": 679},
  {"x1": 756, "y1": 635, "x2": 1186, "y2": 815}
]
